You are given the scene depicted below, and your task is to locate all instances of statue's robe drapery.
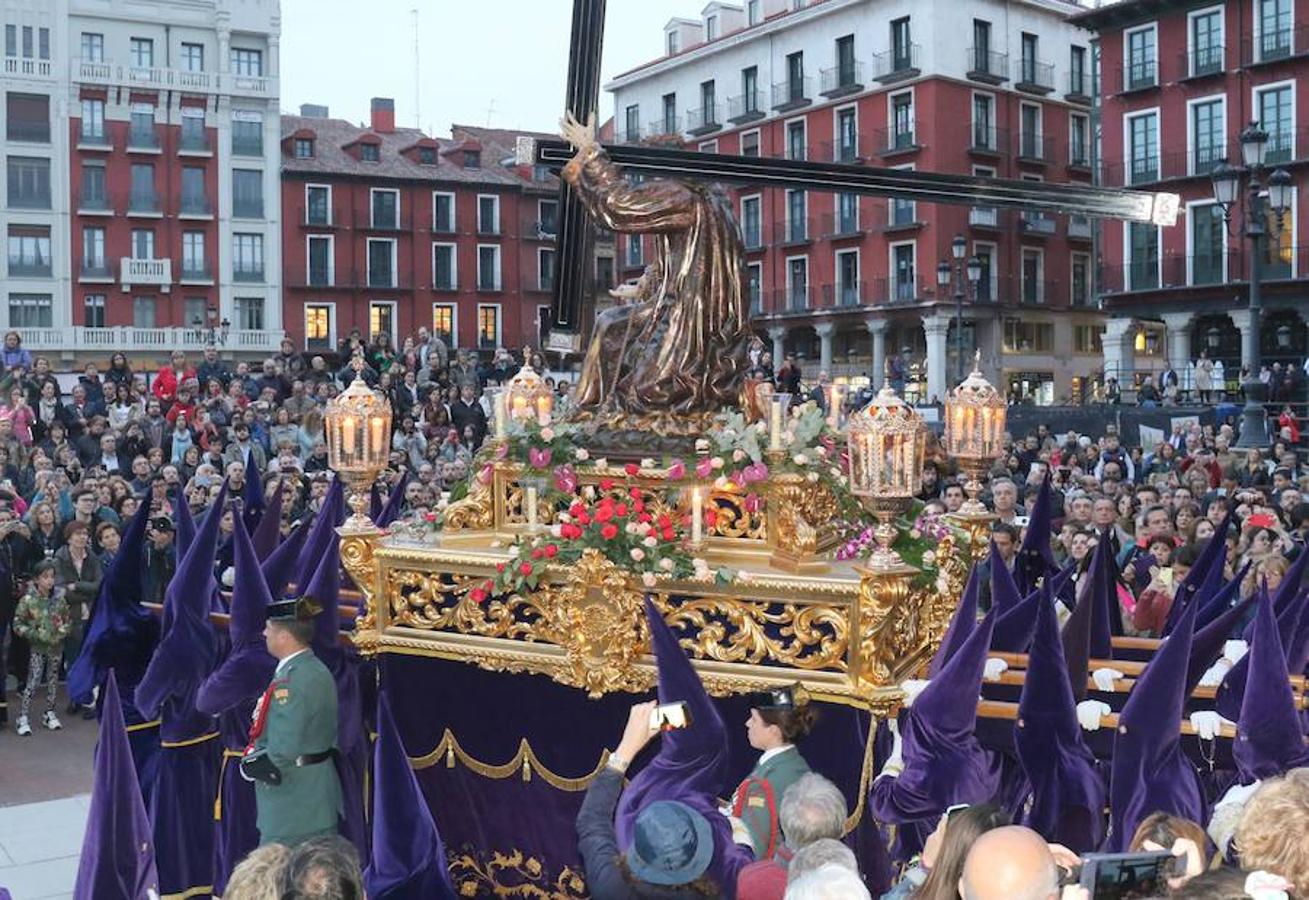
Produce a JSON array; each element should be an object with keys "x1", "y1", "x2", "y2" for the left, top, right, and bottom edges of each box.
[{"x1": 563, "y1": 145, "x2": 750, "y2": 421}]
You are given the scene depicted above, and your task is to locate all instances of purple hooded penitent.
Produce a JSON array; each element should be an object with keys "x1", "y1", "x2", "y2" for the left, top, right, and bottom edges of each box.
[
  {"x1": 1232, "y1": 591, "x2": 1309, "y2": 784},
  {"x1": 376, "y1": 471, "x2": 411, "y2": 529},
  {"x1": 1163, "y1": 515, "x2": 1231, "y2": 636},
  {"x1": 929, "y1": 564, "x2": 981, "y2": 678},
  {"x1": 1015, "y1": 474, "x2": 1059, "y2": 594},
  {"x1": 250, "y1": 476, "x2": 284, "y2": 562}
]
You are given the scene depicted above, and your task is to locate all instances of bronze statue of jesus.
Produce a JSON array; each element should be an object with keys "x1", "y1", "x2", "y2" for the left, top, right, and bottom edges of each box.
[{"x1": 559, "y1": 112, "x2": 751, "y2": 433}]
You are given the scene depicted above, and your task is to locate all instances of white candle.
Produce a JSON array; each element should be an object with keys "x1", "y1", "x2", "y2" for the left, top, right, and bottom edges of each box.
[
  {"x1": 536, "y1": 395, "x2": 552, "y2": 427},
  {"x1": 827, "y1": 385, "x2": 841, "y2": 430},
  {"x1": 525, "y1": 486, "x2": 538, "y2": 529},
  {"x1": 691, "y1": 487, "x2": 704, "y2": 545},
  {"x1": 370, "y1": 416, "x2": 386, "y2": 459},
  {"x1": 341, "y1": 416, "x2": 357, "y2": 456},
  {"x1": 769, "y1": 399, "x2": 783, "y2": 450},
  {"x1": 493, "y1": 391, "x2": 508, "y2": 438},
  {"x1": 512, "y1": 394, "x2": 528, "y2": 420}
]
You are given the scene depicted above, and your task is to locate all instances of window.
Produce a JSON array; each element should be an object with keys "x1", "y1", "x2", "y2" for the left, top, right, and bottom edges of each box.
[
  {"x1": 180, "y1": 167, "x2": 207, "y2": 215},
  {"x1": 891, "y1": 243, "x2": 916, "y2": 301},
  {"x1": 741, "y1": 130, "x2": 760, "y2": 157},
  {"x1": 477, "y1": 304, "x2": 501, "y2": 349},
  {"x1": 836, "y1": 192, "x2": 859, "y2": 233},
  {"x1": 8, "y1": 294, "x2": 51, "y2": 328},
  {"x1": 130, "y1": 229, "x2": 155, "y2": 259},
  {"x1": 20, "y1": 25, "x2": 29, "y2": 57},
  {"x1": 37, "y1": 28, "x2": 49, "y2": 61},
  {"x1": 366, "y1": 302, "x2": 395, "y2": 344},
  {"x1": 1262, "y1": 200, "x2": 1294, "y2": 277},
  {"x1": 973, "y1": 243, "x2": 996, "y2": 301},
  {"x1": 746, "y1": 263, "x2": 763, "y2": 314},
  {"x1": 890, "y1": 169, "x2": 916, "y2": 226},
  {"x1": 84, "y1": 295, "x2": 106, "y2": 328},
  {"x1": 232, "y1": 169, "x2": 264, "y2": 218},
  {"x1": 786, "y1": 51, "x2": 805, "y2": 101},
  {"x1": 181, "y1": 42, "x2": 204, "y2": 72},
  {"x1": 747, "y1": 0, "x2": 761, "y2": 26},
  {"x1": 891, "y1": 17, "x2": 913, "y2": 70},
  {"x1": 1191, "y1": 97, "x2": 1225, "y2": 173},
  {"x1": 433, "y1": 243, "x2": 457, "y2": 290},
  {"x1": 130, "y1": 37, "x2": 154, "y2": 68},
  {"x1": 705, "y1": 15, "x2": 718, "y2": 41},
  {"x1": 128, "y1": 163, "x2": 156, "y2": 212},
  {"x1": 1126, "y1": 26, "x2": 1157, "y2": 88},
  {"x1": 132, "y1": 296, "x2": 156, "y2": 328},
  {"x1": 231, "y1": 114, "x2": 263, "y2": 156},
  {"x1": 80, "y1": 98, "x2": 105, "y2": 143},
  {"x1": 478, "y1": 245, "x2": 502, "y2": 291},
  {"x1": 1074, "y1": 325, "x2": 1103, "y2": 353},
  {"x1": 235, "y1": 297, "x2": 264, "y2": 331},
  {"x1": 699, "y1": 80, "x2": 716, "y2": 127},
  {"x1": 360, "y1": 143, "x2": 380, "y2": 163},
  {"x1": 1128, "y1": 222, "x2": 1159, "y2": 289},
  {"x1": 180, "y1": 112, "x2": 207, "y2": 152},
  {"x1": 81, "y1": 32, "x2": 104, "y2": 62},
  {"x1": 741, "y1": 196, "x2": 762, "y2": 248},
  {"x1": 1003, "y1": 319, "x2": 1054, "y2": 353},
  {"x1": 181, "y1": 231, "x2": 206, "y2": 277},
  {"x1": 294, "y1": 138, "x2": 314, "y2": 159},
  {"x1": 1070, "y1": 46, "x2": 1088, "y2": 94},
  {"x1": 4, "y1": 25, "x2": 13, "y2": 57},
  {"x1": 82, "y1": 227, "x2": 106, "y2": 273},
  {"x1": 477, "y1": 195, "x2": 500, "y2": 234},
  {"x1": 230, "y1": 47, "x2": 263, "y2": 76},
  {"x1": 836, "y1": 250, "x2": 860, "y2": 306},
  {"x1": 786, "y1": 120, "x2": 806, "y2": 160},
  {"x1": 836, "y1": 108, "x2": 857, "y2": 161},
  {"x1": 891, "y1": 92, "x2": 914, "y2": 147},
  {"x1": 7, "y1": 93, "x2": 49, "y2": 143},
  {"x1": 1070, "y1": 114, "x2": 1089, "y2": 165},
  {"x1": 836, "y1": 34, "x2": 857, "y2": 85},
  {"x1": 667, "y1": 30, "x2": 680, "y2": 55},
  {"x1": 1258, "y1": 85, "x2": 1293, "y2": 163},
  {"x1": 539, "y1": 248, "x2": 556, "y2": 291},
  {"x1": 627, "y1": 235, "x2": 643, "y2": 268},
  {"x1": 233, "y1": 233, "x2": 265, "y2": 282},
  {"x1": 662, "y1": 93, "x2": 678, "y2": 134},
  {"x1": 787, "y1": 257, "x2": 809, "y2": 310},
  {"x1": 742, "y1": 66, "x2": 759, "y2": 114},
  {"x1": 1191, "y1": 9, "x2": 1223, "y2": 75},
  {"x1": 8, "y1": 227, "x2": 51, "y2": 277},
  {"x1": 972, "y1": 94, "x2": 995, "y2": 149},
  {"x1": 1190, "y1": 202, "x2": 1225, "y2": 284},
  {"x1": 1128, "y1": 112, "x2": 1159, "y2": 183},
  {"x1": 367, "y1": 239, "x2": 396, "y2": 288},
  {"x1": 1021, "y1": 33, "x2": 1039, "y2": 82},
  {"x1": 307, "y1": 236, "x2": 333, "y2": 286},
  {"x1": 184, "y1": 298, "x2": 207, "y2": 330},
  {"x1": 1020, "y1": 103, "x2": 1042, "y2": 158},
  {"x1": 128, "y1": 104, "x2": 157, "y2": 148},
  {"x1": 973, "y1": 20, "x2": 993, "y2": 72},
  {"x1": 433, "y1": 192, "x2": 455, "y2": 232},
  {"x1": 624, "y1": 105, "x2": 640, "y2": 142},
  {"x1": 371, "y1": 189, "x2": 399, "y2": 229},
  {"x1": 432, "y1": 304, "x2": 455, "y2": 347},
  {"x1": 785, "y1": 190, "x2": 807, "y2": 242},
  {"x1": 305, "y1": 304, "x2": 334, "y2": 350},
  {"x1": 7, "y1": 157, "x2": 50, "y2": 210},
  {"x1": 1021, "y1": 249, "x2": 1045, "y2": 303},
  {"x1": 539, "y1": 200, "x2": 559, "y2": 234},
  {"x1": 80, "y1": 164, "x2": 107, "y2": 211},
  {"x1": 418, "y1": 146, "x2": 437, "y2": 164},
  {"x1": 1258, "y1": 0, "x2": 1291, "y2": 60},
  {"x1": 303, "y1": 185, "x2": 330, "y2": 226}
]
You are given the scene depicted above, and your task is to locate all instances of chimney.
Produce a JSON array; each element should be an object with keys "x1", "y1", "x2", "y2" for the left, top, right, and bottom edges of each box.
[
  {"x1": 299, "y1": 103, "x2": 329, "y2": 118},
  {"x1": 370, "y1": 97, "x2": 395, "y2": 134}
]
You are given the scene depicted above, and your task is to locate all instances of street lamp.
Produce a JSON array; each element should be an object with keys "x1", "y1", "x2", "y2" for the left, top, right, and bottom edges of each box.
[
  {"x1": 938, "y1": 234, "x2": 980, "y2": 386},
  {"x1": 192, "y1": 305, "x2": 230, "y2": 346},
  {"x1": 1211, "y1": 120, "x2": 1293, "y2": 448}
]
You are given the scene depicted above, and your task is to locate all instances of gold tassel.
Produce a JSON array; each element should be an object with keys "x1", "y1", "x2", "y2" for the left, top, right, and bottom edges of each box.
[{"x1": 522, "y1": 758, "x2": 531, "y2": 782}]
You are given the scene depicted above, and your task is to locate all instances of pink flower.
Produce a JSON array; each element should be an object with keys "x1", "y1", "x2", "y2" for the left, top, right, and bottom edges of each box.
[
  {"x1": 742, "y1": 462, "x2": 769, "y2": 484},
  {"x1": 743, "y1": 492, "x2": 761, "y2": 514},
  {"x1": 554, "y1": 465, "x2": 578, "y2": 494},
  {"x1": 729, "y1": 469, "x2": 746, "y2": 488},
  {"x1": 528, "y1": 447, "x2": 552, "y2": 469},
  {"x1": 667, "y1": 459, "x2": 687, "y2": 480},
  {"x1": 477, "y1": 463, "x2": 494, "y2": 485},
  {"x1": 695, "y1": 457, "x2": 714, "y2": 479}
]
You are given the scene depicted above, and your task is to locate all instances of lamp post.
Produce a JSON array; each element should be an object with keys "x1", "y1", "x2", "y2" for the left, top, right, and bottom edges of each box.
[
  {"x1": 192, "y1": 305, "x2": 231, "y2": 347},
  {"x1": 1210, "y1": 122, "x2": 1293, "y2": 448},
  {"x1": 936, "y1": 234, "x2": 982, "y2": 387}
]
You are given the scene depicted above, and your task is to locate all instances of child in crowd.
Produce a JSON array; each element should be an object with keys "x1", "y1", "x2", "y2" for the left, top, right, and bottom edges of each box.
[{"x1": 12, "y1": 559, "x2": 70, "y2": 735}]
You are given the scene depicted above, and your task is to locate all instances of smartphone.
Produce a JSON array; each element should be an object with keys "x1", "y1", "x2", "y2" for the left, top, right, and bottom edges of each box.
[
  {"x1": 1013, "y1": 515, "x2": 1031, "y2": 528},
  {"x1": 1159, "y1": 567, "x2": 1174, "y2": 586},
  {"x1": 1078, "y1": 851, "x2": 1181, "y2": 899},
  {"x1": 649, "y1": 701, "x2": 692, "y2": 732}
]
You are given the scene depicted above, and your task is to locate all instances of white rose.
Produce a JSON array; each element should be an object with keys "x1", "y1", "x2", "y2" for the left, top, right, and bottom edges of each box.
[
  {"x1": 806, "y1": 471, "x2": 819, "y2": 483},
  {"x1": 733, "y1": 448, "x2": 746, "y2": 462},
  {"x1": 714, "y1": 475, "x2": 729, "y2": 491},
  {"x1": 539, "y1": 427, "x2": 555, "y2": 442},
  {"x1": 582, "y1": 486, "x2": 596, "y2": 500},
  {"x1": 630, "y1": 547, "x2": 646, "y2": 562},
  {"x1": 921, "y1": 550, "x2": 936, "y2": 566},
  {"x1": 595, "y1": 457, "x2": 609, "y2": 469},
  {"x1": 710, "y1": 456, "x2": 724, "y2": 469},
  {"x1": 625, "y1": 522, "x2": 640, "y2": 535},
  {"x1": 815, "y1": 445, "x2": 828, "y2": 458},
  {"x1": 641, "y1": 571, "x2": 658, "y2": 588},
  {"x1": 792, "y1": 453, "x2": 808, "y2": 465},
  {"x1": 550, "y1": 524, "x2": 563, "y2": 538},
  {"x1": 574, "y1": 447, "x2": 590, "y2": 461},
  {"x1": 659, "y1": 557, "x2": 675, "y2": 572},
  {"x1": 641, "y1": 457, "x2": 656, "y2": 469},
  {"x1": 755, "y1": 421, "x2": 768, "y2": 434},
  {"x1": 643, "y1": 535, "x2": 658, "y2": 548}
]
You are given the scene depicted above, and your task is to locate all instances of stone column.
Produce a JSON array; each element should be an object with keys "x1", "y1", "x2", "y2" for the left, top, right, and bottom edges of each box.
[
  {"x1": 867, "y1": 318, "x2": 888, "y2": 390},
  {"x1": 921, "y1": 314, "x2": 951, "y2": 404},
  {"x1": 1159, "y1": 312, "x2": 1193, "y2": 371},
  {"x1": 1102, "y1": 318, "x2": 1136, "y2": 385},
  {"x1": 768, "y1": 326, "x2": 787, "y2": 369},
  {"x1": 1229, "y1": 309, "x2": 1254, "y2": 372},
  {"x1": 815, "y1": 321, "x2": 835, "y2": 374}
]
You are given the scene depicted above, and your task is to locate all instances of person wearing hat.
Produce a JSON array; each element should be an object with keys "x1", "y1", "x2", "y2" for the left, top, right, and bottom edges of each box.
[
  {"x1": 142, "y1": 515, "x2": 175, "y2": 604},
  {"x1": 728, "y1": 685, "x2": 815, "y2": 860},
  {"x1": 241, "y1": 595, "x2": 342, "y2": 847},
  {"x1": 577, "y1": 700, "x2": 717, "y2": 897}
]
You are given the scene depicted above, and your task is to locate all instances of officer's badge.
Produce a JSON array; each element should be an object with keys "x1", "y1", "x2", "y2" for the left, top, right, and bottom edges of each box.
[{"x1": 274, "y1": 687, "x2": 290, "y2": 704}]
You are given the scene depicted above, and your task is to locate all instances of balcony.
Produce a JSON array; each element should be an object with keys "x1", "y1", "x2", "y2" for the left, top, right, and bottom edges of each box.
[
  {"x1": 120, "y1": 257, "x2": 172, "y2": 291},
  {"x1": 1263, "y1": 127, "x2": 1309, "y2": 166},
  {"x1": 3, "y1": 56, "x2": 53, "y2": 80},
  {"x1": 75, "y1": 191, "x2": 111, "y2": 214},
  {"x1": 822, "y1": 281, "x2": 868, "y2": 308},
  {"x1": 179, "y1": 129, "x2": 213, "y2": 154},
  {"x1": 126, "y1": 125, "x2": 162, "y2": 152},
  {"x1": 881, "y1": 200, "x2": 924, "y2": 233},
  {"x1": 476, "y1": 277, "x2": 503, "y2": 293},
  {"x1": 1180, "y1": 45, "x2": 1224, "y2": 79},
  {"x1": 875, "y1": 276, "x2": 926, "y2": 305},
  {"x1": 233, "y1": 264, "x2": 266, "y2": 284},
  {"x1": 1019, "y1": 211, "x2": 1057, "y2": 235},
  {"x1": 526, "y1": 275, "x2": 554, "y2": 293},
  {"x1": 1017, "y1": 133, "x2": 1054, "y2": 163},
  {"x1": 476, "y1": 218, "x2": 502, "y2": 237},
  {"x1": 969, "y1": 126, "x2": 1008, "y2": 156},
  {"x1": 7, "y1": 120, "x2": 50, "y2": 144},
  {"x1": 1118, "y1": 60, "x2": 1159, "y2": 93},
  {"x1": 646, "y1": 117, "x2": 682, "y2": 139},
  {"x1": 775, "y1": 218, "x2": 814, "y2": 247},
  {"x1": 431, "y1": 216, "x2": 456, "y2": 236},
  {"x1": 1065, "y1": 72, "x2": 1092, "y2": 104},
  {"x1": 1128, "y1": 156, "x2": 1160, "y2": 185},
  {"x1": 128, "y1": 190, "x2": 162, "y2": 215},
  {"x1": 780, "y1": 139, "x2": 808, "y2": 162},
  {"x1": 872, "y1": 45, "x2": 920, "y2": 83},
  {"x1": 305, "y1": 265, "x2": 333, "y2": 287},
  {"x1": 822, "y1": 213, "x2": 864, "y2": 238},
  {"x1": 686, "y1": 105, "x2": 721, "y2": 136},
  {"x1": 820, "y1": 62, "x2": 864, "y2": 98},
  {"x1": 9, "y1": 190, "x2": 51, "y2": 211},
  {"x1": 1019, "y1": 278, "x2": 1058, "y2": 305},
  {"x1": 8, "y1": 258, "x2": 52, "y2": 278},
  {"x1": 180, "y1": 195, "x2": 214, "y2": 218},
  {"x1": 875, "y1": 123, "x2": 921, "y2": 157},
  {"x1": 19, "y1": 326, "x2": 286, "y2": 354},
  {"x1": 741, "y1": 225, "x2": 766, "y2": 251},
  {"x1": 523, "y1": 219, "x2": 558, "y2": 240},
  {"x1": 80, "y1": 259, "x2": 113, "y2": 281},
  {"x1": 77, "y1": 128, "x2": 111, "y2": 150},
  {"x1": 727, "y1": 91, "x2": 766, "y2": 124},
  {"x1": 772, "y1": 77, "x2": 812, "y2": 112},
  {"x1": 74, "y1": 59, "x2": 279, "y2": 98},
  {"x1": 1014, "y1": 58, "x2": 1055, "y2": 94},
  {"x1": 821, "y1": 136, "x2": 867, "y2": 164},
  {"x1": 1068, "y1": 216, "x2": 1093, "y2": 240},
  {"x1": 969, "y1": 206, "x2": 1000, "y2": 229},
  {"x1": 774, "y1": 287, "x2": 812, "y2": 312},
  {"x1": 966, "y1": 48, "x2": 1008, "y2": 85},
  {"x1": 178, "y1": 262, "x2": 214, "y2": 284},
  {"x1": 233, "y1": 197, "x2": 265, "y2": 219},
  {"x1": 1241, "y1": 25, "x2": 1309, "y2": 66}
]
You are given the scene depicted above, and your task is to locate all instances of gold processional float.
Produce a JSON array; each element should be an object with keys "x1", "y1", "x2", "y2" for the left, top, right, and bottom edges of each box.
[{"x1": 324, "y1": 352, "x2": 1010, "y2": 718}]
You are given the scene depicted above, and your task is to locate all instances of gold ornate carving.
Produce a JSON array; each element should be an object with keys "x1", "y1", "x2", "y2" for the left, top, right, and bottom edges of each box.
[
  {"x1": 443, "y1": 475, "x2": 495, "y2": 532},
  {"x1": 340, "y1": 530, "x2": 382, "y2": 655},
  {"x1": 449, "y1": 849, "x2": 588, "y2": 899},
  {"x1": 548, "y1": 550, "x2": 653, "y2": 698},
  {"x1": 652, "y1": 594, "x2": 849, "y2": 672},
  {"x1": 707, "y1": 489, "x2": 767, "y2": 541}
]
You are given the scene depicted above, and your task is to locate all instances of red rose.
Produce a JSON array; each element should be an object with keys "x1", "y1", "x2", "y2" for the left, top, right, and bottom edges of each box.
[
  {"x1": 531, "y1": 548, "x2": 545, "y2": 560},
  {"x1": 633, "y1": 499, "x2": 645, "y2": 514},
  {"x1": 705, "y1": 509, "x2": 718, "y2": 527},
  {"x1": 519, "y1": 562, "x2": 533, "y2": 576},
  {"x1": 599, "y1": 478, "x2": 615, "y2": 491},
  {"x1": 661, "y1": 528, "x2": 675, "y2": 542},
  {"x1": 629, "y1": 487, "x2": 642, "y2": 500},
  {"x1": 576, "y1": 511, "x2": 591, "y2": 526},
  {"x1": 595, "y1": 506, "x2": 613, "y2": 523},
  {"x1": 469, "y1": 587, "x2": 487, "y2": 604},
  {"x1": 624, "y1": 463, "x2": 640, "y2": 477},
  {"x1": 569, "y1": 502, "x2": 586, "y2": 518},
  {"x1": 615, "y1": 503, "x2": 628, "y2": 518},
  {"x1": 496, "y1": 562, "x2": 507, "y2": 573},
  {"x1": 560, "y1": 524, "x2": 579, "y2": 540},
  {"x1": 601, "y1": 523, "x2": 619, "y2": 540},
  {"x1": 638, "y1": 511, "x2": 652, "y2": 524},
  {"x1": 544, "y1": 544, "x2": 559, "y2": 558},
  {"x1": 482, "y1": 580, "x2": 494, "y2": 593},
  {"x1": 657, "y1": 514, "x2": 672, "y2": 530},
  {"x1": 423, "y1": 512, "x2": 438, "y2": 523}
]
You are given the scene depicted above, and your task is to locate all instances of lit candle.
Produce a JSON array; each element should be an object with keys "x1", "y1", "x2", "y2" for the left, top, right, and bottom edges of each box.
[
  {"x1": 981, "y1": 407, "x2": 993, "y2": 454},
  {"x1": 536, "y1": 394, "x2": 552, "y2": 427},
  {"x1": 827, "y1": 384, "x2": 841, "y2": 430},
  {"x1": 525, "y1": 486, "x2": 538, "y2": 529},
  {"x1": 341, "y1": 416, "x2": 357, "y2": 456},
  {"x1": 493, "y1": 390, "x2": 508, "y2": 438},
  {"x1": 964, "y1": 407, "x2": 976, "y2": 454},
  {"x1": 769, "y1": 398, "x2": 783, "y2": 450},
  {"x1": 691, "y1": 487, "x2": 704, "y2": 545},
  {"x1": 512, "y1": 394, "x2": 529, "y2": 420},
  {"x1": 370, "y1": 416, "x2": 386, "y2": 460}
]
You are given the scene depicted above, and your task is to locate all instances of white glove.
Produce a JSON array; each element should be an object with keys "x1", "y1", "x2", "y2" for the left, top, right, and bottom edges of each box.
[
  {"x1": 1217, "y1": 779, "x2": 1261, "y2": 809},
  {"x1": 900, "y1": 679, "x2": 931, "y2": 708},
  {"x1": 1076, "y1": 699, "x2": 1112, "y2": 731},
  {"x1": 1189, "y1": 710, "x2": 1233, "y2": 741},
  {"x1": 1223, "y1": 640, "x2": 1249, "y2": 665},
  {"x1": 1092, "y1": 667, "x2": 1126, "y2": 693},
  {"x1": 879, "y1": 723, "x2": 905, "y2": 778},
  {"x1": 982, "y1": 657, "x2": 1009, "y2": 682},
  {"x1": 1199, "y1": 659, "x2": 1233, "y2": 688},
  {"x1": 221, "y1": 566, "x2": 235, "y2": 588}
]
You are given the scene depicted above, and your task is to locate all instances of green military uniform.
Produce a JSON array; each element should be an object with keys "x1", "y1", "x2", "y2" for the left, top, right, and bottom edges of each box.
[
  {"x1": 247, "y1": 648, "x2": 342, "y2": 846},
  {"x1": 731, "y1": 745, "x2": 812, "y2": 859}
]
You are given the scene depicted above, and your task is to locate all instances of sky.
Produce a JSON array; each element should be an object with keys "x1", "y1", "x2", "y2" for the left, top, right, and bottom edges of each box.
[{"x1": 280, "y1": 0, "x2": 691, "y2": 136}]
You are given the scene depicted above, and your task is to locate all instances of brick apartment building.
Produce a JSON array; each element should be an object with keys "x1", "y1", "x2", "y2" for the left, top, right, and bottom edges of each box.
[
  {"x1": 1072, "y1": 0, "x2": 1309, "y2": 391},
  {"x1": 606, "y1": 0, "x2": 1107, "y2": 404},
  {"x1": 280, "y1": 99, "x2": 613, "y2": 359}
]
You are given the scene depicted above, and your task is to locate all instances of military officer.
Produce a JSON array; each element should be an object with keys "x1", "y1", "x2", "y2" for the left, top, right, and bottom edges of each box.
[
  {"x1": 728, "y1": 685, "x2": 816, "y2": 859},
  {"x1": 241, "y1": 597, "x2": 342, "y2": 846}
]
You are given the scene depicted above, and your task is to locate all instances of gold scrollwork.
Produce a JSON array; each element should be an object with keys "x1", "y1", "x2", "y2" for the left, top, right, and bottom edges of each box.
[
  {"x1": 548, "y1": 550, "x2": 653, "y2": 698},
  {"x1": 340, "y1": 531, "x2": 381, "y2": 654},
  {"x1": 856, "y1": 569, "x2": 916, "y2": 689},
  {"x1": 708, "y1": 489, "x2": 767, "y2": 541},
  {"x1": 653, "y1": 594, "x2": 849, "y2": 672},
  {"x1": 443, "y1": 476, "x2": 495, "y2": 531},
  {"x1": 449, "y1": 849, "x2": 588, "y2": 899},
  {"x1": 387, "y1": 570, "x2": 558, "y2": 641}
]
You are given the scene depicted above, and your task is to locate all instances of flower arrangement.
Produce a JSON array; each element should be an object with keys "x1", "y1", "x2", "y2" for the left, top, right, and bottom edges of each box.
[
  {"x1": 502, "y1": 419, "x2": 585, "y2": 472},
  {"x1": 388, "y1": 506, "x2": 446, "y2": 544},
  {"x1": 836, "y1": 502, "x2": 964, "y2": 584}
]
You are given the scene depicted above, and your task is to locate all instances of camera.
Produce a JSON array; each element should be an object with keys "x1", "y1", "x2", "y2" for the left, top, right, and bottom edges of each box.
[{"x1": 649, "y1": 701, "x2": 692, "y2": 732}]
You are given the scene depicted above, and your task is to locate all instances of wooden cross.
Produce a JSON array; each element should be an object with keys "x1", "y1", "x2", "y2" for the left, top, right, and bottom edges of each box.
[{"x1": 529, "y1": 0, "x2": 1180, "y2": 352}]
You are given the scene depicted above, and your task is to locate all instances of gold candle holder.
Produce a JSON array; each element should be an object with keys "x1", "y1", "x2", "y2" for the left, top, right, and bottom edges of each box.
[{"x1": 846, "y1": 385, "x2": 926, "y2": 573}]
